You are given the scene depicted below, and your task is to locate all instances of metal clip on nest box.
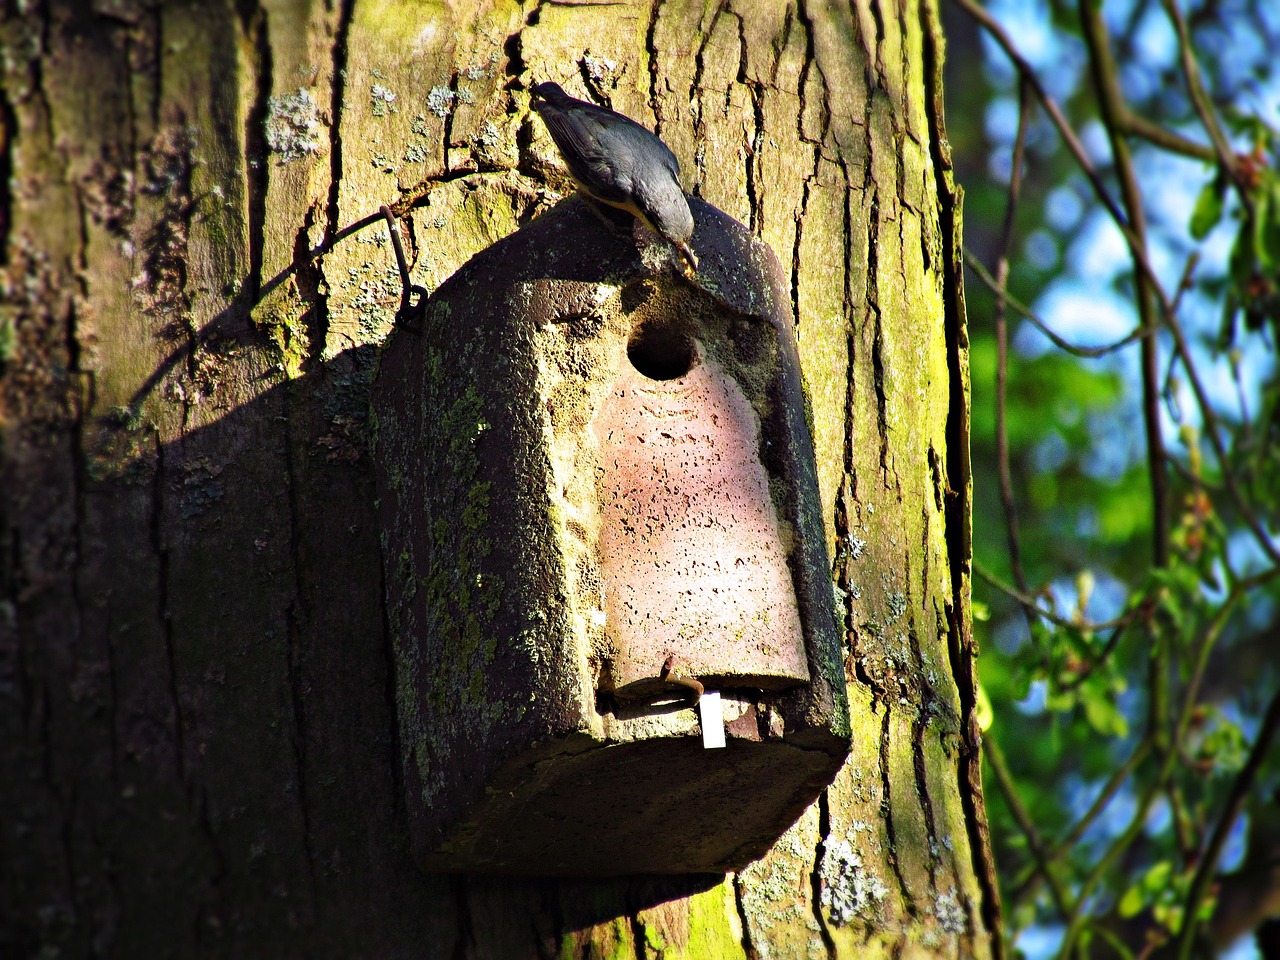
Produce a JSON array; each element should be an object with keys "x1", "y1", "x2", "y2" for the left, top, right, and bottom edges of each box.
[{"x1": 372, "y1": 196, "x2": 850, "y2": 876}]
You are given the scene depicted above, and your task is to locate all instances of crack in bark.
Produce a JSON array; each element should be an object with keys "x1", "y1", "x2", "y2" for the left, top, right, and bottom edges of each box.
[
  {"x1": 687, "y1": 2, "x2": 720, "y2": 195},
  {"x1": 292, "y1": 205, "x2": 328, "y2": 371},
  {"x1": 281, "y1": 413, "x2": 319, "y2": 906},
  {"x1": 851, "y1": 629, "x2": 889, "y2": 703},
  {"x1": 866, "y1": 194, "x2": 891, "y2": 488},
  {"x1": 29, "y1": 7, "x2": 57, "y2": 147},
  {"x1": 808, "y1": 791, "x2": 838, "y2": 958},
  {"x1": 902, "y1": 545, "x2": 938, "y2": 709},
  {"x1": 920, "y1": 503, "x2": 932, "y2": 599},
  {"x1": 794, "y1": 0, "x2": 831, "y2": 145},
  {"x1": 627, "y1": 910, "x2": 647, "y2": 960},
  {"x1": 727, "y1": 8, "x2": 764, "y2": 234},
  {"x1": 0, "y1": 88, "x2": 14, "y2": 265},
  {"x1": 879, "y1": 706, "x2": 913, "y2": 915},
  {"x1": 732, "y1": 872, "x2": 760, "y2": 959},
  {"x1": 545, "y1": 881, "x2": 568, "y2": 960},
  {"x1": 59, "y1": 782, "x2": 83, "y2": 941},
  {"x1": 452, "y1": 874, "x2": 477, "y2": 960},
  {"x1": 144, "y1": 6, "x2": 162, "y2": 131},
  {"x1": 378, "y1": 497, "x2": 408, "y2": 857},
  {"x1": 242, "y1": 5, "x2": 271, "y2": 304},
  {"x1": 920, "y1": 0, "x2": 1003, "y2": 954},
  {"x1": 838, "y1": 153, "x2": 859, "y2": 517},
  {"x1": 137, "y1": 120, "x2": 199, "y2": 425},
  {"x1": 104, "y1": 606, "x2": 120, "y2": 782},
  {"x1": 441, "y1": 69, "x2": 461, "y2": 172},
  {"x1": 910, "y1": 699, "x2": 942, "y2": 894},
  {"x1": 867, "y1": 0, "x2": 886, "y2": 88},
  {"x1": 768, "y1": 4, "x2": 791, "y2": 87},
  {"x1": 315, "y1": 0, "x2": 355, "y2": 367},
  {"x1": 643, "y1": 0, "x2": 664, "y2": 133},
  {"x1": 66, "y1": 205, "x2": 94, "y2": 876},
  {"x1": 789, "y1": 0, "x2": 822, "y2": 342},
  {"x1": 790, "y1": 164, "x2": 813, "y2": 334}
]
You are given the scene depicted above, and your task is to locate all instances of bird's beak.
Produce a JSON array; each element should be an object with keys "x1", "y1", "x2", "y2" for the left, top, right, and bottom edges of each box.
[{"x1": 678, "y1": 242, "x2": 698, "y2": 277}]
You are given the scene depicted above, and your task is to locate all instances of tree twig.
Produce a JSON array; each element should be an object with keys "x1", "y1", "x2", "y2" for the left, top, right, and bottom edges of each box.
[
  {"x1": 950, "y1": 0, "x2": 1140, "y2": 243},
  {"x1": 1176, "y1": 686, "x2": 1280, "y2": 960},
  {"x1": 1161, "y1": 306, "x2": 1280, "y2": 565},
  {"x1": 1060, "y1": 617, "x2": 1134, "y2": 692},
  {"x1": 1057, "y1": 569, "x2": 1276, "y2": 957},
  {"x1": 974, "y1": 562, "x2": 1136, "y2": 633},
  {"x1": 963, "y1": 253, "x2": 1152, "y2": 357},
  {"x1": 1077, "y1": 0, "x2": 1170, "y2": 573},
  {"x1": 994, "y1": 80, "x2": 1035, "y2": 598},
  {"x1": 1116, "y1": 111, "x2": 1214, "y2": 163},
  {"x1": 1008, "y1": 739, "x2": 1152, "y2": 908},
  {"x1": 1159, "y1": 0, "x2": 1251, "y2": 207},
  {"x1": 984, "y1": 733, "x2": 1072, "y2": 917}
]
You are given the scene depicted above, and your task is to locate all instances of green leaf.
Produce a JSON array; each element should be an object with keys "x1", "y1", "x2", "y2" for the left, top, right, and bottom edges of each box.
[
  {"x1": 1118, "y1": 883, "x2": 1145, "y2": 918},
  {"x1": 1045, "y1": 688, "x2": 1076, "y2": 712},
  {"x1": 1079, "y1": 677, "x2": 1129, "y2": 738},
  {"x1": 1143, "y1": 860, "x2": 1173, "y2": 892},
  {"x1": 1261, "y1": 172, "x2": 1280, "y2": 268},
  {"x1": 1189, "y1": 173, "x2": 1225, "y2": 240},
  {"x1": 1082, "y1": 691, "x2": 1128, "y2": 738},
  {"x1": 1153, "y1": 900, "x2": 1183, "y2": 933},
  {"x1": 1254, "y1": 179, "x2": 1275, "y2": 270}
]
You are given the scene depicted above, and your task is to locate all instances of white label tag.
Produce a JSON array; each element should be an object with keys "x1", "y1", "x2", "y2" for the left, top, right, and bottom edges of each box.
[{"x1": 699, "y1": 691, "x2": 726, "y2": 749}]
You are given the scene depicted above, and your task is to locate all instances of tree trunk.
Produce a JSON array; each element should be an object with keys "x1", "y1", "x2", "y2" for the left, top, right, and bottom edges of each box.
[{"x1": 0, "y1": 1, "x2": 998, "y2": 957}]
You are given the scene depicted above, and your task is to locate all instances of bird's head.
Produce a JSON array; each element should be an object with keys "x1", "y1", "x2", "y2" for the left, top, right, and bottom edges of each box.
[
  {"x1": 641, "y1": 178, "x2": 698, "y2": 277},
  {"x1": 530, "y1": 81, "x2": 569, "y2": 106}
]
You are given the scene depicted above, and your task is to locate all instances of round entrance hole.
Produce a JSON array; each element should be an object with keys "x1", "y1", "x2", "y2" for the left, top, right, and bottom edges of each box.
[{"x1": 627, "y1": 320, "x2": 698, "y2": 381}]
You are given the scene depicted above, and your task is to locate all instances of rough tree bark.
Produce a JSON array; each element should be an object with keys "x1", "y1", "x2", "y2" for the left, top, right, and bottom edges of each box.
[{"x1": 0, "y1": 1, "x2": 998, "y2": 957}]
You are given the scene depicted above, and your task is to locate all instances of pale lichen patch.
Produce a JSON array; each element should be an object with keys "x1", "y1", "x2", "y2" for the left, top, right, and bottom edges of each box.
[
  {"x1": 265, "y1": 88, "x2": 323, "y2": 161},
  {"x1": 819, "y1": 837, "x2": 890, "y2": 925}
]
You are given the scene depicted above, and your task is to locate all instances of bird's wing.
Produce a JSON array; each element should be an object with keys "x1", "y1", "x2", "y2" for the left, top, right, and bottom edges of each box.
[{"x1": 536, "y1": 100, "x2": 681, "y2": 203}]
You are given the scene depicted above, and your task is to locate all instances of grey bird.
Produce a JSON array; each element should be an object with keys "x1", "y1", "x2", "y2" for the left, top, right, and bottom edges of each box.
[{"x1": 531, "y1": 82, "x2": 698, "y2": 276}]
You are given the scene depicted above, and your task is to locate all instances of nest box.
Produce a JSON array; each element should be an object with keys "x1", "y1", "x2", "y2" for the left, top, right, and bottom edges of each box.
[{"x1": 371, "y1": 196, "x2": 850, "y2": 875}]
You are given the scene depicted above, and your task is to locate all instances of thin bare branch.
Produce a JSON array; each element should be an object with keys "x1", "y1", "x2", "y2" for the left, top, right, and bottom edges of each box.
[
  {"x1": 1117, "y1": 111, "x2": 1215, "y2": 163},
  {"x1": 1059, "y1": 739, "x2": 1153, "y2": 856},
  {"x1": 958, "y1": 0, "x2": 1280, "y2": 565},
  {"x1": 949, "y1": 0, "x2": 1139, "y2": 240},
  {"x1": 1009, "y1": 740, "x2": 1153, "y2": 908},
  {"x1": 1161, "y1": 307, "x2": 1280, "y2": 564},
  {"x1": 963, "y1": 253, "x2": 1152, "y2": 357},
  {"x1": 974, "y1": 562, "x2": 1136, "y2": 633},
  {"x1": 1077, "y1": 0, "x2": 1170, "y2": 573},
  {"x1": 1057, "y1": 569, "x2": 1277, "y2": 958},
  {"x1": 1160, "y1": 0, "x2": 1252, "y2": 207},
  {"x1": 1176, "y1": 686, "x2": 1280, "y2": 960},
  {"x1": 984, "y1": 733, "x2": 1072, "y2": 916},
  {"x1": 1060, "y1": 617, "x2": 1133, "y2": 692},
  {"x1": 994, "y1": 81, "x2": 1035, "y2": 598}
]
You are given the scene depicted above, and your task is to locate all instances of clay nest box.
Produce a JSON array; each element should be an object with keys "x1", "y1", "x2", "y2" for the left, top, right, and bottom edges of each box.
[{"x1": 372, "y1": 196, "x2": 850, "y2": 876}]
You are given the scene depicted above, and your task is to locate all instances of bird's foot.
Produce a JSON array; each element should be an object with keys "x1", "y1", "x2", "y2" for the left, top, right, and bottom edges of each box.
[{"x1": 579, "y1": 193, "x2": 633, "y2": 237}]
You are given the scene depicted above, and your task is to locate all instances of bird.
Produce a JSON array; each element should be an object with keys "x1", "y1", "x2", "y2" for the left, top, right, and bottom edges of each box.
[{"x1": 530, "y1": 82, "x2": 698, "y2": 276}]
